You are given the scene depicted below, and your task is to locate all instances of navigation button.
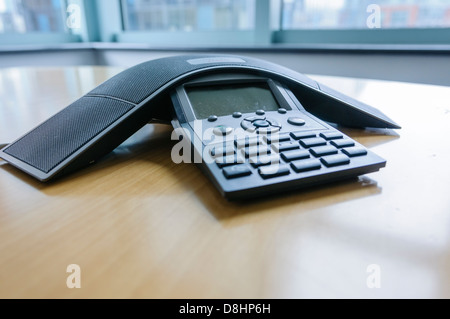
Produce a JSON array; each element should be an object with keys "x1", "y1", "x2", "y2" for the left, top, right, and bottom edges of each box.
[
  {"x1": 240, "y1": 120, "x2": 256, "y2": 132},
  {"x1": 244, "y1": 116, "x2": 265, "y2": 122},
  {"x1": 253, "y1": 120, "x2": 270, "y2": 128},
  {"x1": 266, "y1": 118, "x2": 282, "y2": 128}
]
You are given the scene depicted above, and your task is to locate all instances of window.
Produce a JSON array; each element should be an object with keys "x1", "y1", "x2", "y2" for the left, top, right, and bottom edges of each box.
[
  {"x1": 1, "y1": 0, "x2": 449, "y2": 46},
  {"x1": 281, "y1": 0, "x2": 450, "y2": 30},
  {"x1": 0, "y1": 0, "x2": 67, "y2": 34},
  {"x1": 122, "y1": 0, "x2": 256, "y2": 32}
]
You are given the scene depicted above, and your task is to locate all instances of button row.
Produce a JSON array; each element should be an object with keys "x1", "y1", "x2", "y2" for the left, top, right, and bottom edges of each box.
[
  {"x1": 217, "y1": 130, "x2": 367, "y2": 180},
  {"x1": 224, "y1": 151, "x2": 356, "y2": 180},
  {"x1": 211, "y1": 108, "x2": 289, "y2": 121}
]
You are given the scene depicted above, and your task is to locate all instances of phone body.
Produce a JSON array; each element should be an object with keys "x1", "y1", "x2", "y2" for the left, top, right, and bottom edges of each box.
[
  {"x1": 171, "y1": 73, "x2": 385, "y2": 200},
  {"x1": 0, "y1": 55, "x2": 399, "y2": 200}
]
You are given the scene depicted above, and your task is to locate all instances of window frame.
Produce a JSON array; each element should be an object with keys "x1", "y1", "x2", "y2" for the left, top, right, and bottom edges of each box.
[
  {"x1": 273, "y1": 28, "x2": 450, "y2": 45},
  {"x1": 1, "y1": 0, "x2": 449, "y2": 47}
]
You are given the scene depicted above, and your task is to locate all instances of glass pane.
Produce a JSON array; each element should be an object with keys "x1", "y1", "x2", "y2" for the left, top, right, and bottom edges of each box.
[
  {"x1": 0, "y1": 0, "x2": 66, "y2": 34},
  {"x1": 123, "y1": 0, "x2": 256, "y2": 31},
  {"x1": 282, "y1": 0, "x2": 450, "y2": 29}
]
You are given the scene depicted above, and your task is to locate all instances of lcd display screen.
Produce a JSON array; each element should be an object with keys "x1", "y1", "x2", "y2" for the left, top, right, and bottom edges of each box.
[{"x1": 186, "y1": 83, "x2": 280, "y2": 119}]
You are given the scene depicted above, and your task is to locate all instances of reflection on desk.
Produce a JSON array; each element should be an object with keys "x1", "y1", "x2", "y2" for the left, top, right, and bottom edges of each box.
[{"x1": 0, "y1": 67, "x2": 449, "y2": 298}]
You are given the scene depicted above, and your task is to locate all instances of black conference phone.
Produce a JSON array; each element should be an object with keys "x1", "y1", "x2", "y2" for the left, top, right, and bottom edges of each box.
[{"x1": 0, "y1": 55, "x2": 400, "y2": 200}]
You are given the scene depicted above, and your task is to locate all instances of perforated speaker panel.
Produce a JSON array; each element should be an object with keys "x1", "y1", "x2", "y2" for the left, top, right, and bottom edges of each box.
[
  {"x1": 3, "y1": 96, "x2": 135, "y2": 173},
  {"x1": 88, "y1": 55, "x2": 249, "y2": 104}
]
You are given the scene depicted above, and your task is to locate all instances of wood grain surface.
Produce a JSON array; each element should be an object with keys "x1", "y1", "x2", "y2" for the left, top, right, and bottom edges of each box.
[{"x1": 0, "y1": 66, "x2": 449, "y2": 298}]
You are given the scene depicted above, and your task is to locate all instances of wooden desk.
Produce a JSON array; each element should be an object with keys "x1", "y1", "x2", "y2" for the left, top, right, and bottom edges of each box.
[{"x1": 1, "y1": 66, "x2": 449, "y2": 299}]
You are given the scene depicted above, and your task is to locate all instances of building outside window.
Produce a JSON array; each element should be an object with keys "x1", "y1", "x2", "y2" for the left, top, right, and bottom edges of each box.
[
  {"x1": 123, "y1": 0, "x2": 256, "y2": 31},
  {"x1": 0, "y1": 0, "x2": 67, "y2": 34},
  {"x1": 281, "y1": 0, "x2": 450, "y2": 30}
]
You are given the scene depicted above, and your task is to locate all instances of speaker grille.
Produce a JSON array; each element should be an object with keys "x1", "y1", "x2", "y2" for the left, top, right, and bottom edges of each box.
[
  {"x1": 88, "y1": 55, "x2": 247, "y2": 104},
  {"x1": 4, "y1": 96, "x2": 134, "y2": 173}
]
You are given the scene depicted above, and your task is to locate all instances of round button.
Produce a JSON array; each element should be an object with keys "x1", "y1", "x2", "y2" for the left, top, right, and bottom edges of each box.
[
  {"x1": 256, "y1": 110, "x2": 265, "y2": 116},
  {"x1": 208, "y1": 115, "x2": 218, "y2": 122},
  {"x1": 288, "y1": 117, "x2": 306, "y2": 126},
  {"x1": 232, "y1": 112, "x2": 242, "y2": 118},
  {"x1": 213, "y1": 125, "x2": 233, "y2": 136},
  {"x1": 278, "y1": 108, "x2": 287, "y2": 114},
  {"x1": 253, "y1": 120, "x2": 270, "y2": 128}
]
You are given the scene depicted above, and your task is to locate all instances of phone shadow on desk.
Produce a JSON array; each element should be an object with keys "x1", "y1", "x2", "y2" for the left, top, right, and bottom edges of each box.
[{"x1": 191, "y1": 174, "x2": 382, "y2": 221}]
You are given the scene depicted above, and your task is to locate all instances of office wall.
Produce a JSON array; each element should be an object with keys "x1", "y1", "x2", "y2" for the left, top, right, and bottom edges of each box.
[
  {"x1": 0, "y1": 49, "x2": 98, "y2": 68},
  {"x1": 1, "y1": 48, "x2": 449, "y2": 86},
  {"x1": 98, "y1": 49, "x2": 450, "y2": 87}
]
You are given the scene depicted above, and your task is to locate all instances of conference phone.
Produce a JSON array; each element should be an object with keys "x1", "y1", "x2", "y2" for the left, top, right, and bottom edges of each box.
[{"x1": 0, "y1": 55, "x2": 400, "y2": 200}]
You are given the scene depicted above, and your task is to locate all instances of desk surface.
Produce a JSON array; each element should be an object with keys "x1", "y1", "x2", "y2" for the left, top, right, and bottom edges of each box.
[{"x1": 0, "y1": 66, "x2": 449, "y2": 299}]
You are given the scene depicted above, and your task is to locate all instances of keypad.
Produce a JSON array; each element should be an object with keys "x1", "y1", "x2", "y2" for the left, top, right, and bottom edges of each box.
[
  {"x1": 210, "y1": 145, "x2": 235, "y2": 157},
  {"x1": 223, "y1": 164, "x2": 252, "y2": 179},
  {"x1": 259, "y1": 165, "x2": 291, "y2": 179},
  {"x1": 291, "y1": 158, "x2": 322, "y2": 173},
  {"x1": 249, "y1": 154, "x2": 280, "y2": 167},
  {"x1": 216, "y1": 155, "x2": 245, "y2": 168},
  {"x1": 331, "y1": 139, "x2": 355, "y2": 148},
  {"x1": 290, "y1": 131, "x2": 316, "y2": 140},
  {"x1": 263, "y1": 133, "x2": 291, "y2": 144},
  {"x1": 235, "y1": 136, "x2": 263, "y2": 148},
  {"x1": 244, "y1": 146, "x2": 271, "y2": 158},
  {"x1": 300, "y1": 137, "x2": 327, "y2": 148},
  {"x1": 319, "y1": 132, "x2": 343, "y2": 140},
  {"x1": 214, "y1": 128, "x2": 369, "y2": 181},
  {"x1": 342, "y1": 146, "x2": 368, "y2": 157},
  {"x1": 272, "y1": 142, "x2": 299, "y2": 153},
  {"x1": 280, "y1": 149, "x2": 310, "y2": 162},
  {"x1": 321, "y1": 154, "x2": 350, "y2": 167},
  {"x1": 309, "y1": 145, "x2": 339, "y2": 157}
]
